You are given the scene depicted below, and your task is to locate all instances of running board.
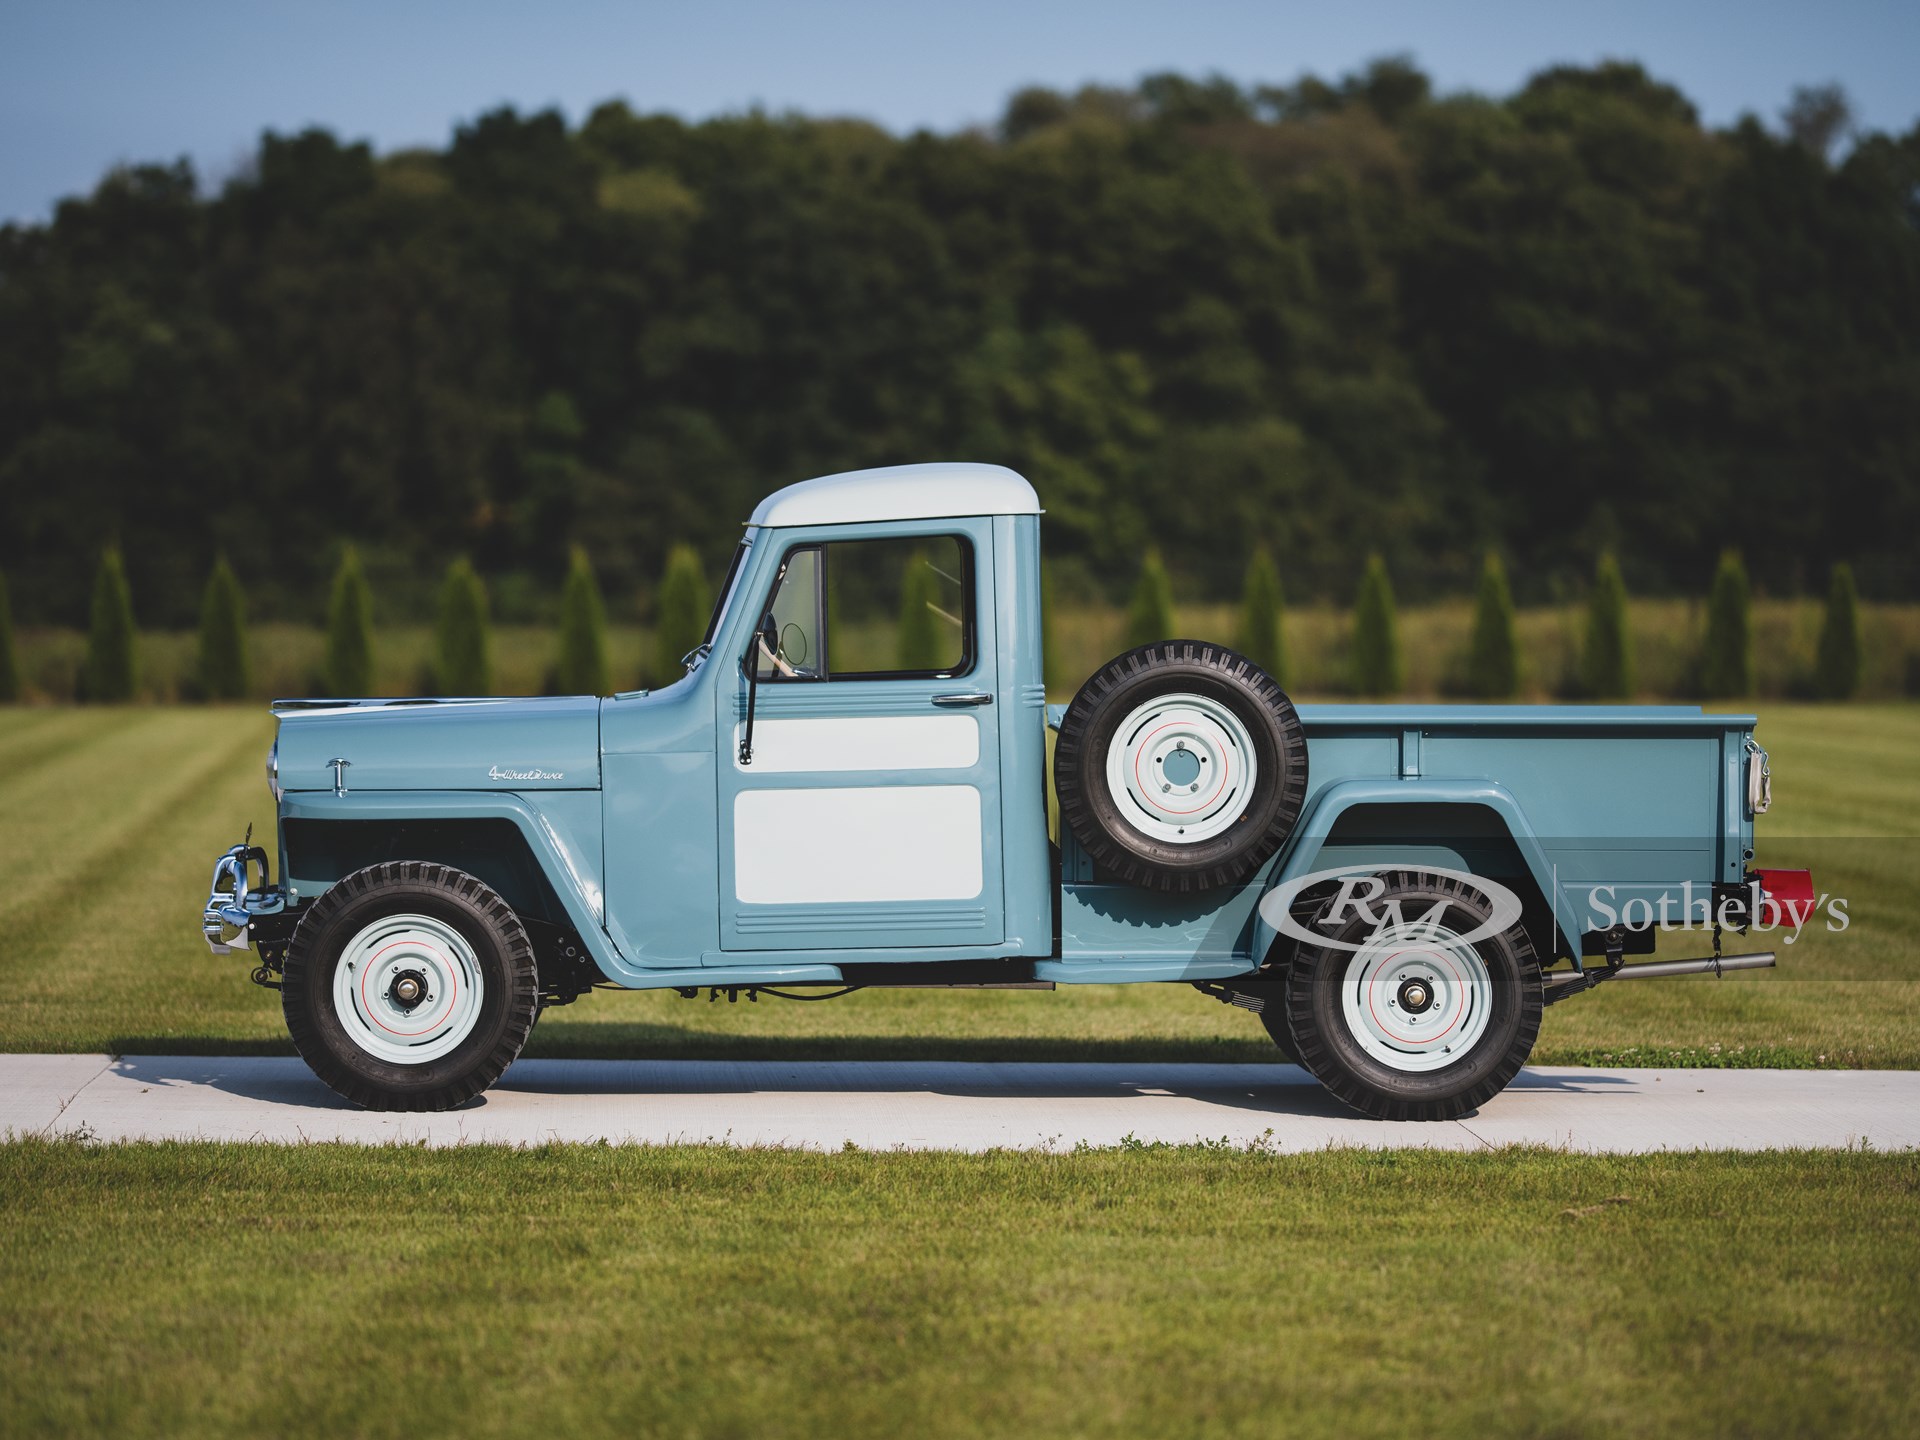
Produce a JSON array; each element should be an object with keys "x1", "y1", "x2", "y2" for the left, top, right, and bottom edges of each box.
[{"x1": 866, "y1": 981, "x2": 1056, "y2": 990}]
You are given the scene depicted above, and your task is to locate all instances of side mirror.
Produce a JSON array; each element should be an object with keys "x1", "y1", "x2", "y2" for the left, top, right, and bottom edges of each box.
[{"x1": 743, "y1": 610, "x2": 778, "y2": 675}]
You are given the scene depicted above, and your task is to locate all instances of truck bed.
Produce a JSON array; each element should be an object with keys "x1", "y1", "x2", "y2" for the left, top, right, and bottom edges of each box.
[{"x1": 1044, "y1": 703, "x2": 1757, "y2": 981}]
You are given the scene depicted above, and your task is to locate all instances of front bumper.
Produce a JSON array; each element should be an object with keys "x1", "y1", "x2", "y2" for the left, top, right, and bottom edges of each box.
[{"x1": 202, "y1": 842, "x2": 289, "y2": 954}]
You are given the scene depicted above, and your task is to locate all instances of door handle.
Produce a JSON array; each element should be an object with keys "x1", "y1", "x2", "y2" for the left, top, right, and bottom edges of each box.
[{"x1": 932, "y1": 691, "x2": 994, "y2": 708}]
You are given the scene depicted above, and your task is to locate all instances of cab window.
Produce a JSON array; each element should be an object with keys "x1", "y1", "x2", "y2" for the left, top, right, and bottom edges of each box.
[{"x1": 756, "y1": 535, "x2": 972, "y2": 681}]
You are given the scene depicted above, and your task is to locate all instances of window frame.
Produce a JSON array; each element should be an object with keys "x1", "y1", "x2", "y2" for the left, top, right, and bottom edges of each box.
[
  {"x1": 754, "y1": 532, "x2": 976, "y2": 683},
  {"x1": 702, "y1": 536, "x2": 754, "y2": 651}
]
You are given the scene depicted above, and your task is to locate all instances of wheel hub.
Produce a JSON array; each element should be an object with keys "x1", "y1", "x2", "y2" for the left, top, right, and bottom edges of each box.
[
  {"x1": 332, "y1": 914, "x2": 485, "y2": 1065},
  {"x1": 387, "y1": 968, "x2": 429, "y2": 1011},
  {"x1": 1340, "y1": 919, "x2": 1493, "y2": 1073},
  {"x1": 1103, "y1": 692, "x2": 1258, "y2": 845},
  {"x1": 1396, "y1": 977, "x2": 1434, "y2": 1014}
]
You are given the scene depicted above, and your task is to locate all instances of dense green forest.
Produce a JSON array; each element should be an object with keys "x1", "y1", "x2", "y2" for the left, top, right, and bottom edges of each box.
[{"x1": 2, "y1": 60, "x2": 1917, "y2": 628}]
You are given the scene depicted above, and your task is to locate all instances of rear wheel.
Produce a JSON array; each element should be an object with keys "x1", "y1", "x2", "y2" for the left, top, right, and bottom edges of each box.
[
  {"x1": 1283, "y1": 869, "x2": 1542, "y2": 1120},
  {"x1": 1258, "y1": 1008, "x2": 1300, "y2": 1065},
  {"x1": 282, "y1": 862, "x2": 538, "y2": 1111}
]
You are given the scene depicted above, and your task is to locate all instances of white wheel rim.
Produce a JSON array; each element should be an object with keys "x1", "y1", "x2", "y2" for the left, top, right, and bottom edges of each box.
[
  {"x1": 1104, "y1": 692, "x2": 1257, "y2": 845},
  {"x1": 1340, "y1": 920, "x2": 1492, "y2": 1073},
  {"x1": 331, "y1": 913, "x2": 485, "y2": 1065}
]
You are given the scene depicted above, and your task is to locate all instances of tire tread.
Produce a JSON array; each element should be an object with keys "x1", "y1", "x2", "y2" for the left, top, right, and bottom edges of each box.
[
  {"x1": 1282, "y1": 869, "x2": 1543, "y2": 1121},
  {"x1": 281, "y1": 861, "x2": 538, "y2": 1111},
  {"x1": 1054, "y1": 641, "x2": 1308, "y2": 893}
]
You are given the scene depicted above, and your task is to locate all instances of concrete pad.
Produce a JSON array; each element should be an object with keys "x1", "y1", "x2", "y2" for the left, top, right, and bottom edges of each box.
[
  {"x1": 0, "y1": 1053, "x2": 112, "y2": 1136},
  {"x1": 4, "y1": 1055, "x2": 1918, "y2": 1152},
  {"x1": 1458, "y1": 1067, "x2": 1920, "y2": 1152}
]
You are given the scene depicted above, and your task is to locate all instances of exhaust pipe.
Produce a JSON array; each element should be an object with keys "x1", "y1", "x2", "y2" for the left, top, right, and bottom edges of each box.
[
  {"x1": 1609, "y1": 950, "x2": 1776, "y2": 980},
  {"x1": 1543, "y1": 949, "x2": 1774, "y2": 1005}
]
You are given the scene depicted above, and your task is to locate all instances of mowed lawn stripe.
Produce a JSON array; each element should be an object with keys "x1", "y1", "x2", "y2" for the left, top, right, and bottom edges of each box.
[
  {"x1": 0, "y1": 708, "x2": 81, "y2": 760},
  {"x1": 0, "y1": 709, "x2": 151, "y2": 792},
  {"x1": 0, "y1": 710, "x2": 272, "y2": 933},
  {"x1": 0, "y1": 714, "x2": 284, "y2": 1052},
  {"x1": 1748, "y1": 704, "x2": 1920, "y2": 837}
]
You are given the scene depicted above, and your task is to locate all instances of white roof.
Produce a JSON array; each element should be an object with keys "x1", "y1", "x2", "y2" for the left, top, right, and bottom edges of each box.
[{"x1": 748, "y1": 462, "x2": 1041, "y2": 528}]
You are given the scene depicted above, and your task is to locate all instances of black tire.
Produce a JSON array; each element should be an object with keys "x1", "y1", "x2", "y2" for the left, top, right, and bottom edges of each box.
[
  {"x1": 1283, "y1": 869, "x2": 1542, "y2": 1121},
  {"x1": 1054, "y1": 641, "x2": 1308, "y2": 893},
  {"x1": 1258, "y1": 1008, "x2": 1300, "y2": 1065},
  {"x1": 282, "y1": 862, "x2": 538, "y2": 1111}
]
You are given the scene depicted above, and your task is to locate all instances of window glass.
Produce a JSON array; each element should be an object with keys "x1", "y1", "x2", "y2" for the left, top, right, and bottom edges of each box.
[
  {"x1": 827, "y1": 536, "x2": 970, "y2": 678},
  {"x1": 754, "y1": 535, "x2": 971, "y2": 681},
  {"x1": 756, "y1": 547, "x2": 823, "y2": 679}
]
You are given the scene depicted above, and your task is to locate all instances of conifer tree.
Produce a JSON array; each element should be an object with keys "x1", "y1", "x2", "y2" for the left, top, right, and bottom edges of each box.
[
  {"x1": 1350, "y1": 553, "x2": 1403, "y2": 696},
  {"x1": 1701, "y1": 549, "x2": 1753, "y2": 697},
  {"x1": 196, "y1": 555, "x2": 251, "y2": 700},
  {"x1": 0, "y1": 568, "x2": 20, "y2": 703},
  {"x1": 1125, "y1": 549, "x2": 1176, "y2": 651},
  {"x1": 555, "y1": 546, "x2": 611, "y2": 695},
  {"x1": 434, "y1": 557, "x2": 493, "y2": 695},
  {"x1": 896, "y1": 550, "x2": 943, "y2": 670},
  {"x1": 1466, "y1": 551, "x2": 1519, "y2": 699},
  {"x1": 82, "y1": 545, "x2": 138, "y2": 702},
  {"x1": 654, "y1": 544, "x2": 711, "y2": 684},
  {"x1": 1582, "y1": 552, "x2": 1635, "y2": 699},
  {"x1": 1816, "y1": 563, "x2": 1863, "y2": 700},
  {"x1": 323, "y1": 546, "x2": 375, "y2": 696},
  {"x1": 1235, "y1": 545, "x2": 1287, "y2": 685}
]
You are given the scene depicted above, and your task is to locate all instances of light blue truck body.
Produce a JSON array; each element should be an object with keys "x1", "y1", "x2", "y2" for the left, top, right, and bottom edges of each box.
[{"x1": 258, "y1": 472, "x2": 1767, "y2": 991}]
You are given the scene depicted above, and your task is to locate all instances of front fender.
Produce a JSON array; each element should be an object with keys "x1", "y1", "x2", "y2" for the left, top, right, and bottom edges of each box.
[
  {"x1": 278, "y1": 789, "x2": 630, "y2": 978},
  {"x1": 1251, "y1": 777, "x2": 1581, "y2": 964}
]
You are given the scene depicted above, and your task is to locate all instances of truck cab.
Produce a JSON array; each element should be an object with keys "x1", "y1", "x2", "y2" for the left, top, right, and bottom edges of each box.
[
  {"x1": 603, "y1": 462, "x2": 1053, "y2": 969},
  {"x1": 205, "y1": 462, "x2": 1810, "y2": 1119}
]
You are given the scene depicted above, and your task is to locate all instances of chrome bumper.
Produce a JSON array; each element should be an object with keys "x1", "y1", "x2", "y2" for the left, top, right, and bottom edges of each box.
[{"x1": 202, "y1": 842, "x2": 285, "y2": 954}]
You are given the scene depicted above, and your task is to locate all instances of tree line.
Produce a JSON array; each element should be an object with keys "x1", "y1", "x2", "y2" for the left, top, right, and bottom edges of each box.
[
  {"x1": 1117, "y1": 546, "x2": 1862, "y2": 700},
  {"x1": 1, "y1": 61, "x2": 1916, "y2": 632},
  {"x1": 0, "y1": 541, "x2": 1865, "y2": 704}
]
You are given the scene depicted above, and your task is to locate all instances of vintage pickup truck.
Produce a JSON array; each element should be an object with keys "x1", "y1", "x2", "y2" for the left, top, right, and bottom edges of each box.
[{"x1": 203, "y1": 463, "x2": 1811, "y2": 1118}]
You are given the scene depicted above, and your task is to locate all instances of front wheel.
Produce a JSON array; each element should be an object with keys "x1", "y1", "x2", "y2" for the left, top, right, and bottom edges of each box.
[
  {"x1": 1283, "y1": 869, "x2": 1542, "y2": 1121},
  {"x1": 282, "y1": 862, "x2": 538, "y2": 1111}
]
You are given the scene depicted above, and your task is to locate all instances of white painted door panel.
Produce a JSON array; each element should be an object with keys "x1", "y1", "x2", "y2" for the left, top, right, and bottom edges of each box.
[
  {"x1": 733, "y1": 785, "x2": 984, "y2": 904},
  {"x1": 731, "y1": 715, "x2": 978, "y2": 774}
]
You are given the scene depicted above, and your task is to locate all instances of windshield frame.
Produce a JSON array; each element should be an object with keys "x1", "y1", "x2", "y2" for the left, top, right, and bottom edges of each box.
[{"x1": 690, "y1": 533, "x2": 754, "y2": 669}]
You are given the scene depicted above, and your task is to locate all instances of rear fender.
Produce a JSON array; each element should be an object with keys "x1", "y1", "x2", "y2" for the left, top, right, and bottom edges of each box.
[{"x1": 1253, "y1": 779, "x2": 1580, "y2": 964}]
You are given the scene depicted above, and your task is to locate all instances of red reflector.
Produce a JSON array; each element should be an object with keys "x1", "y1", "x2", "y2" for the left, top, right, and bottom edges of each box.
[{"x1": 1754, "y1": 868, "x2": 1815, "y2": 927}]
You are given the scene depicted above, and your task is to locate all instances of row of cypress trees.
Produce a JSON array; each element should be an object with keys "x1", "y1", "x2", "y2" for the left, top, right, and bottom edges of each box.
[
  {"x1": 0, "y1": 544, "x2": 710, "y2": 702},
  {"x1": 0, "y1": 545, "x2": 1874, "y2": 702},
  {"x1": 321, "y1": 544, "x2": 714, "y2": 697},
  {"x1": 1121, "y1": 548, "x2": 1867, "y2": 700}
]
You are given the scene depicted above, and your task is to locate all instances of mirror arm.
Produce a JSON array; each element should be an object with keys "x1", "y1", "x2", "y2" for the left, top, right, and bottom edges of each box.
[{"x1": 739, "y1": 647, "x2": 762, "y2": 766}]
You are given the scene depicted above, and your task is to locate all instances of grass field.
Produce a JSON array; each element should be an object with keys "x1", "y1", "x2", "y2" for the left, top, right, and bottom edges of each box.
[
  {"x1": 4, "y1": 711, "x2": 1917, "y2": 1440},
  {"x1": 1, "y1": 1140, "x2": 1915, "y2": 1440},
  {"x1": 0, "y1": 703, "x2": 1915, "y2": 1067}
]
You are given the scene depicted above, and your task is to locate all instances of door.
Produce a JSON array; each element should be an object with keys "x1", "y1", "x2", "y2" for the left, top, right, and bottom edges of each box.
[{"x1": 716, "y1": 520, "x2": 1006, "y2": 955}]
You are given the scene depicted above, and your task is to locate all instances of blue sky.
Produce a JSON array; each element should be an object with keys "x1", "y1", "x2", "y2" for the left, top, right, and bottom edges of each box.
[{"x1": 3, "y1": 0, "x2": 1915, "y2": 225}]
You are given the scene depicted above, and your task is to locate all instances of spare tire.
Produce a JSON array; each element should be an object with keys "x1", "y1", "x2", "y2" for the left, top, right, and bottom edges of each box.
[{"x1": 1054, "y1": 641, "x2": 1308, "y2": 893}]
